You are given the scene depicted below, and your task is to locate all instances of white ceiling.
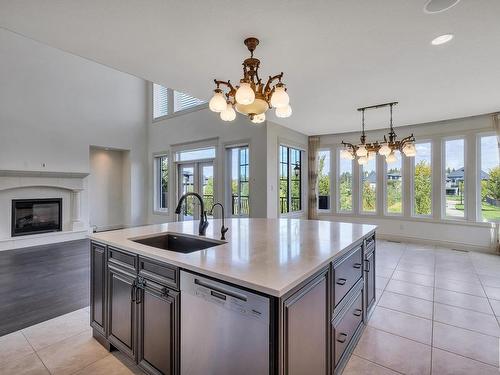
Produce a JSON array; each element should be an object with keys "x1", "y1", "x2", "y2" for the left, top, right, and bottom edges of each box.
[{"x1": 0, "y1": 0, "x2": 499, "y2": 135}]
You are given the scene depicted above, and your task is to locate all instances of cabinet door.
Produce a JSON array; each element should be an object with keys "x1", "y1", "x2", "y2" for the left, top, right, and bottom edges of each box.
[
  {"x1": 364, "y1": 249, "x2": 376, "y2": 318},
  {"x1": 282, "y1": 268, "x2": 329, "y2": 375},
  {"x1": 137, "y1": 280, "x2": 179, "y2": 375},
  {"x1": 107, "y1": 265, "x2": 137, "y2": 359},
  {"x1": 90, "y1": 242, "x2": 106, "y2": 335}
]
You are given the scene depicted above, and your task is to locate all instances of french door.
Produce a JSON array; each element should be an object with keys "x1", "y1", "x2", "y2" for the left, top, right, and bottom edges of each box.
[{"x1": 177, "y1": 162, "x2": 215, "y2": 221}]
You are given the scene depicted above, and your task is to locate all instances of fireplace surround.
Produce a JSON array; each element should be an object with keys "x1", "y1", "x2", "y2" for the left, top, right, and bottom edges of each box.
[{"x1": 11, "y1": 198, "x2": 62, "y2": 237}]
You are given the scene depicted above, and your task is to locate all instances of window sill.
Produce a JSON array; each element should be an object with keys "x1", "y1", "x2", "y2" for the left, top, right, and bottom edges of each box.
[
  {"x1": 152, "y1": 104, "x2": 208, "y2": 123},
  {"x1": 153, "y1": 209, "x2": 169, "y2": 216}
]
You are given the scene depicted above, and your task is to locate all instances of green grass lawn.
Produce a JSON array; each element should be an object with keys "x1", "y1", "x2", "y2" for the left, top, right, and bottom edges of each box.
[{"x1": 455, "y1": 202, "x2": 500, "y2": 222}]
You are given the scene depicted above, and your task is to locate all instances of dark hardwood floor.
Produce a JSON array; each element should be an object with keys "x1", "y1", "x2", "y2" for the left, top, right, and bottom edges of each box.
[{"x1": 0, "y1": 239, "x2": 90, "y2": 336}]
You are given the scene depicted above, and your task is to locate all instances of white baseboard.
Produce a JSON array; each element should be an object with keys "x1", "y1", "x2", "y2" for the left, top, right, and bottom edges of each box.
[
  {"x1": 377, "y1": 233, "x2": 497, "y2": 254},
  {"x1": 0, "y1": 229, "x2": 89, "y2": 251}
]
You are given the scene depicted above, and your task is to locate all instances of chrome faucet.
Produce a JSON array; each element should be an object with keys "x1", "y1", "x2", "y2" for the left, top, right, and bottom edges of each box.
[
  {"x1": 209, "y1": 203, "x2": 228, "y2": 240},
  {"x1": 175, "y1": 192, "x2": 209, "y2": 236}
]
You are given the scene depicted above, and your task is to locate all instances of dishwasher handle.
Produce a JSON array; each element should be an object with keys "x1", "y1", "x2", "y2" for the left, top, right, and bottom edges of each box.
[{"x1": 194, "y1": 278, "x2": 248, "y2": 302}]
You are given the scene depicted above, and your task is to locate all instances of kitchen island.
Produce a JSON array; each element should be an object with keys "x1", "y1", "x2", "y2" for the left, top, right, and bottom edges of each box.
[{"x1": 89, "y1": 218, "x2": 376, "y2": 375}]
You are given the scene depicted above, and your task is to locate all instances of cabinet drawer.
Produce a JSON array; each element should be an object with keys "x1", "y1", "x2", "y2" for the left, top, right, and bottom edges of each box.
[
  {"x1": 332, "y1": 287, "x2": 363, "y2": 367},
  {"x1": 365, "y1": 234, "x2": 375, "y2": 253},
  {"x1": 108, "y1": 247, "x2": 137, "y2": 272},
  {"x1": 139, "y1": 257, "x2": 179, "y2": 290},
  {"x1": 333, "y1": 246, "x2": 362, "y2": 307}
]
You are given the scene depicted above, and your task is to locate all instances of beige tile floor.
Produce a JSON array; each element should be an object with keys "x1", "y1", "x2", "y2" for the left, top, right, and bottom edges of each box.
[
  {"x1": 345, "y1": 240, "x2": 500, "y2": 375},
  {"x1": 1, "y1": 240, "x2": 499, "y2": 374},
  {"x1": 0, "y1": 306, "x2": 144, "y2": 375}
]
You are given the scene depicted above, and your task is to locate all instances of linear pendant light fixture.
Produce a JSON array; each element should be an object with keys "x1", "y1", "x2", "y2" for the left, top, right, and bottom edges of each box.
[
  {"x1": 208, "y1": 37, "x2": 291, "y2": 124},
  {"x1": 341, "y1": 102, "x2": 417, "y2": 164}
]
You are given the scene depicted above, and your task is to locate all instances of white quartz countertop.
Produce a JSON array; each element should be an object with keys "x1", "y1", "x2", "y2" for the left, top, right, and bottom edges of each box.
[{"x1": 89, "y1": 218, "x2": 376, "y2": 297}]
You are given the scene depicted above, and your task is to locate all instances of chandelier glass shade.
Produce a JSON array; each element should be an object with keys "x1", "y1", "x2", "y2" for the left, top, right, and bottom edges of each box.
[
  {"x1": 209, "y1": 37, "x2": 291, "y2": 123},
  {"x1": 341, "y1": 102, "x2": 417, "y2": 164}
]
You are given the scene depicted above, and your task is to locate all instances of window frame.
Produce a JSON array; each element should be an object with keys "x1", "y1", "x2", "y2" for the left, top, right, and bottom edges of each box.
[
  {"x1": 279, "y1": 144, "x2": 304, "y2": 216},
  {"x1": 317, "y1": 148, "x2": 332, "y2": 212},
  {"x1": 152, "y1": 84, "x2": 207, "y2": 123},
  {"x1": 359, "y1": 155, "x2": 378, "y2": 215},
  {"x1": 227, "y1": 144, "x2": 250, "y2": 217},
  {"x1": 476, "y1": 132, "x2": 499, "y2": 223},
  {"x1": 441, "y1": 136, "x2": 467, "y2": 220},
  {"x1": 336, "y1": 147, "x2": 354, "y2": 214},
  {"x1": 410, "y1": 140, "x2": 433, "y2": 218},
  {"x1": 153, "y1": 152, "x2": 169, "y2": 215},
  {"x1": 384, "y1": 150, "x2": 404, "y2": 216}
]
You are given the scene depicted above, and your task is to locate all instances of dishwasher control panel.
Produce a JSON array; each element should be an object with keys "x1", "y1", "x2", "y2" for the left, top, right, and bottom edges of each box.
[{"x1": 180, "y1": 270, "x2": 269, "y2": 322}]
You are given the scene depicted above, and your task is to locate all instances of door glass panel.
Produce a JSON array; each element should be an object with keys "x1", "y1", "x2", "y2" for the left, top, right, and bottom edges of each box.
[
  {"x1": 201, "y1": 164, "x2": 214, "y2": 218},
  {"x1": 179, "y1": 166, "x2": 194, "y2": 221}
]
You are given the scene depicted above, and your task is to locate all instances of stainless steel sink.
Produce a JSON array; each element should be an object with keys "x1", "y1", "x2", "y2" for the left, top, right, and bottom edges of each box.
[{"x1": 130, "y1": 232, "x2": 225, "y2": 253}]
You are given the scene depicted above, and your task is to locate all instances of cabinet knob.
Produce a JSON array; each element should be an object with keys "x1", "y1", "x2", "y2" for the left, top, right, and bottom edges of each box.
[
  {"x1": 337, "y1": 333, "x2": 348, "y2": 343},
  {"x1": 336, "y1": 278, "x2": 347, "y2": 286}
]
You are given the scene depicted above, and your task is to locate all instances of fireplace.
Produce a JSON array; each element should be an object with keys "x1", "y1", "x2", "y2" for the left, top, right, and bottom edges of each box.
[{"x1": 11, "y1": 198, "x2": 62, "y2": 237}]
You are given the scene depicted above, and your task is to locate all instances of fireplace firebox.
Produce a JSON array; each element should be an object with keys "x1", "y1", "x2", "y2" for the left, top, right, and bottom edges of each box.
[{"x1": 11, "y1": 198, "x2": 62, "y2": 237}]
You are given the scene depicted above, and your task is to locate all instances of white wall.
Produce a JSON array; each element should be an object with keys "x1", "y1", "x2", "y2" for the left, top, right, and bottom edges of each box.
[
  {"x1": 0, "y1": 29, "x2": 149, "y2": 242},
  {"x1": 89, "y1": 148, "x2": 127, "y2": 231},
  {"x1": 317, "y1": 114, "x2": 498, "y2": 252}
]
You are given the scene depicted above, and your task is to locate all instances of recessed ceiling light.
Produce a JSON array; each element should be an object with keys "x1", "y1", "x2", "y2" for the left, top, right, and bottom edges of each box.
[
  {"x1": 424, "y1": 0, "x2": 460, "y2": 14},
  {"x1": 431, "y1": 34, "x2": 454, "y2": 45}
]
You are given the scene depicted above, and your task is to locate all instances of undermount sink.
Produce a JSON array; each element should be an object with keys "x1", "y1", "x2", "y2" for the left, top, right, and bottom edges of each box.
[{"x1": 130, "y1": 232, "x2": 225, "y2": 253}]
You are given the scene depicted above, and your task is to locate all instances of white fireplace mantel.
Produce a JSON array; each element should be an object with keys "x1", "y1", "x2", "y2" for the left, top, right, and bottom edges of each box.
[{"x1": 0, "y1": 170, "x2": 90, "y2": 250}]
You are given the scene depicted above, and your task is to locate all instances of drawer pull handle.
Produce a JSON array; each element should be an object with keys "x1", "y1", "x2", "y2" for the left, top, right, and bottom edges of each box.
[
  {"x1": 336, "y1": 278, "x2": 347, "y2": 286},
  {"x1": 353, "y1": 308, "x2": 362, "y2": 317},
  {"x1": 353, "y1": 263, "x2": 362, "y2": 269},
  {"x1": 337, "y1": 333, "x2": 348, "y2": 343},
  {"x1": 364, "y1": 259, "x2": 371, "y2": 272}
]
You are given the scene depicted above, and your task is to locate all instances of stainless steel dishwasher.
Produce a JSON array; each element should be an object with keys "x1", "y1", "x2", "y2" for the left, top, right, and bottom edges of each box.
[{"x1": 180, "y1": 270, "x2": 270, "y2": 375}]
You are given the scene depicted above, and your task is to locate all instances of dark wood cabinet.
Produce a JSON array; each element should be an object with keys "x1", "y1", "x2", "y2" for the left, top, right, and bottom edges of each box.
[
  {"x1": 90, "y1": 242, "x2": 106, "y2": 336},
  {"x1": 333, "y1": 245, "x2": 363, "y2": 307},
  {"x1": 281, "y1": 267, "x2": 330, "y2": 375},
  {"x1": 363, "y1": 236, "x2": 376, "y2": 319},
  {"x1": 107, "y1": 264, "x2": 137, "y2": 360},
  {"x1": 137, "y1": 278, "x2": 179, "y2": 375}
]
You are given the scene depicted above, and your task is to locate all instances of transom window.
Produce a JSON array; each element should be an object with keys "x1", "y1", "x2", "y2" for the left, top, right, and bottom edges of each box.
[
  {"x1": 175, "y1": 147, "x2": 216, "y2": 162},
  {"x1": 153, "y1": 83, "x2": 206, "y2": 120},
  {"x1": 280, "y1": 145, "x2": 302, "y2": 214}
]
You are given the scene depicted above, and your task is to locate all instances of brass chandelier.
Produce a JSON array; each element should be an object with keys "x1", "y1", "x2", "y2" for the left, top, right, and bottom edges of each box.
[
  {"x1": 341, "y1": 102, "x2": 417, "y2": 164},
  {"x1": 208, "y1": 37, "x2": 291, "y2": 124}
]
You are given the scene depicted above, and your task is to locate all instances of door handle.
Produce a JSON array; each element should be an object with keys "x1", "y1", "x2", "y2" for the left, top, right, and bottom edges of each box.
[
  {"x1": 336, "y1": 278, "x2": 347, "y2": 286},
  {"x1": 353, "y1": 263, "x2": 362, "y2": 269},
  {"x1": 337, "y1": 333, "x2": 348, "y2": 343},
  {"x1": 353, "y1": 308, "x2": 362, "y2": 317},
  {"x1": 364, "y1": 259, "x2": 370, "y2": 272}
]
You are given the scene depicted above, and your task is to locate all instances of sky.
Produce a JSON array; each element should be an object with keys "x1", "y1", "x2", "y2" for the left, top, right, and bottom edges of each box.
[{"x1": 481, "y1": 135, "x2": 499, "y2": 172}]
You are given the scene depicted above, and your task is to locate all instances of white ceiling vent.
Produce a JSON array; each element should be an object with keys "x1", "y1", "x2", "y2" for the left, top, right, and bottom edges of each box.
[{"x1": 424, "y1": 0, "x2": 460, "y2": 13}]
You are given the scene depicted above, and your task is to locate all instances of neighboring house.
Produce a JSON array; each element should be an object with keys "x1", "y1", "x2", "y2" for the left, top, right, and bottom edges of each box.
[
  {"x1": 445, "y1": 167, "x2": 489, "y2": 195},
  {"x1": 387, "y1": 172, "x2": 402, "y2": 181}
]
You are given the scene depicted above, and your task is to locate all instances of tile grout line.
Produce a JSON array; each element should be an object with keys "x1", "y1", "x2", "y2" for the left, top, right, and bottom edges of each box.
[
  {"x1": 473, "y1": 260, "x2": 500, "y2": 330},
  {"x1": 351, "y1": 353, "x2": 405, "y2": 375},
  {"x1": 429, "y1": 245, "x2": 437, "y2": 375},
  {"x1": 19, "y1": 330, "x2": 52, "y2": 375}
]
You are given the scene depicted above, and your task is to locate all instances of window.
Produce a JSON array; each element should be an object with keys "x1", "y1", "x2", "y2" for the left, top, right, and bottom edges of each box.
[
  {"x1": 175, "y1": 147, "x2": 216, "y2": 162},
  {"x1": 386, "y1": 151, "x2": 403, "y2": 214},
  {"x1": 479, "y1": 135, "x2": 500, "y2": 222},
  {"x1": 153, "y1": 84, "x2": 206, "y2": 120},
  {"x1": 361, "y1": 157, "x2": 377, "y2": 213},
  {"x1": 229, "y1": 146, "x2": 250, "y2": 216},
  {"x1": 412, "y1": 142, "x2": 432, "y2": 216},
  {"x1": 174, "y1": 91, "x2": 206, "y2": 112},
  {"x1": 338, "y1": 151, "x2": 353, "y2": 212},
  {"x1": 154, "y1": 155, "x2": 168, "y2": 212},
  {"x1": 318, "y1": 150, "x2": 331, "y2": 210},
  {"x1": 153, "y1": 84, "x2": 169, "y2": 119},
  {"x1": 444, "y1": 138, "x2": 465, "y2": 218},
  {"x1": 280, "y1": 145, "x2": 302, "y2": 214}
]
